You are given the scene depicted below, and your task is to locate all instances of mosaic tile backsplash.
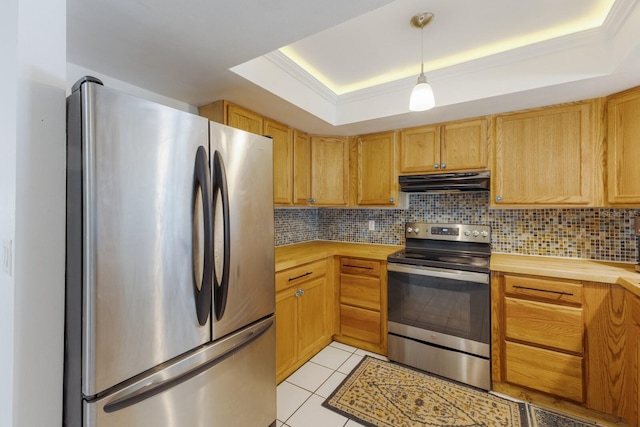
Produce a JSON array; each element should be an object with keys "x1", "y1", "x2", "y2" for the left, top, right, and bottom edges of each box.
[{"x1": 275, "y1": 192, "x2": 640, "y2": 263}]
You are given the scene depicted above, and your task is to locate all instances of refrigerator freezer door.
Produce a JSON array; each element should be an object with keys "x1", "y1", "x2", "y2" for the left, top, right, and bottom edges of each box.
[
  {"x1": 209, "y1": 122, "x2": 275, "y2": 339},
  {"x1": 85, "y1": 316, "x2": 276, "y2": 427},
  {"x1": 69, "y1": 82, "x2": 211, "y2": 397}
]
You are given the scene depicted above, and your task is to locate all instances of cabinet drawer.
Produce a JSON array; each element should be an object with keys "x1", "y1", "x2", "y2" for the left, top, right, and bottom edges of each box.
[
  {"x1": 276, "y1": 259, "x2": 326, "y2": 292},
  {"x1": 340, "y1": 274, "x2": 380, "y2": 310},
  {"x1": 505, "y1": 341, "x2": 583, "y2": 402},
  {"x1": 505, "y1": 297, "x2": 583, "y2": 354},
  {"x1": 340, "y1": 304, "x2": 381, "y2": 344},
  {"x1": 340, "y1": 258, "x2": 380, "y2": 277},
  {"x1": 505, "y1": 275, "x2": 582, "y2": 305}
]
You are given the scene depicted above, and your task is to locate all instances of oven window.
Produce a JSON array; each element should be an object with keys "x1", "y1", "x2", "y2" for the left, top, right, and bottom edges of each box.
[{"x1": 388, "y1": 270, "x2": 490, "y2": 344}]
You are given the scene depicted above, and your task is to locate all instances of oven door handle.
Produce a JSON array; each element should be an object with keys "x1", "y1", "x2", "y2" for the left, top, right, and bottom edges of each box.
[{"x1": 387, "y1": 262, "x2": 489, "y2": 284}]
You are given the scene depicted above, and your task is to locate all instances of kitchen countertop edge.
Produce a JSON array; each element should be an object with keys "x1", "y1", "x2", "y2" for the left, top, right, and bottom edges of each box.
[
  {"x1": 491, "y1": 253, "x2": 640, "y2": 296},
  {"x1": 275, "y1": 240, "x2": 402, "y2": 272}
]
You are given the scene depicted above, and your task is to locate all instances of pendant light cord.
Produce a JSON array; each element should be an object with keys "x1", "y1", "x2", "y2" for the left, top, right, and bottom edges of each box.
[{"x1": 420, "y1": 25, "x2": 424, "y2": 75}]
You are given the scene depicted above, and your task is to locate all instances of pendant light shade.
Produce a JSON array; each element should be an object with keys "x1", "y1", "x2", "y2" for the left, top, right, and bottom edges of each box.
[
  {"x1": 409, "y1": 12, "x2": 435, "y2": 112},
  {"x1": 409, "y1": 72, "x2": 434, "y2": 111}
]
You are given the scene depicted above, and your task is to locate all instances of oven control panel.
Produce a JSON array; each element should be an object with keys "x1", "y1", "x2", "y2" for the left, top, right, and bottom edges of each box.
[{"x1": 405, "y1": 222, "x2": 491, "y2": 242}]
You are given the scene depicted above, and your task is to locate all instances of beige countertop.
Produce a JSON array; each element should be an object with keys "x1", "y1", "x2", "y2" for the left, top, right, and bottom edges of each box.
[
  {"x1": 491, "y1": 253, "x2": 640, "y2": 296},
  {"x1": 275, "y1": 243, "x2": 640, "y2": 296},
  {"x1": 275, "y1": 240, "x2": 401, "y2": 272}
]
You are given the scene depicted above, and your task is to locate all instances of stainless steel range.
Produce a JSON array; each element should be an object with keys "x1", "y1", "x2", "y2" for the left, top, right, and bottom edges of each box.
[{"x1": 387, "y1": 222, "x2": 491, "y2": 390}]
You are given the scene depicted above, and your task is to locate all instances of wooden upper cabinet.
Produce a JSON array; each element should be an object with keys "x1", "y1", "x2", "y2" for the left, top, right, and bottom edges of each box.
[
  {"x1": 607, "y1": 86, "x2": 640, "y2": 206},
  {"x1": 441, "y1": 118, "x2": 488, "y2": 171},
  {"x1": 492, "y1": 100, "x2": 604, "y2": 207},
  {"x1": 310, "y1": 136, "x2": 349, "y2": 206},
  {"x1": 399, "y1": 125, "x2": 440, "y2": 173},
  {"x1": 227, "y1": 104, "x2": 263, "y2": 134},
  {"x1": 399, "y1": 118, "x2": 488, "y2": 174},
  {"x1": 265, "y1": 119, "x2": 293, "y2": 205},
  {"x1": 293, "y1": 130, "x2": 311, "y2": 205},
  {"x1": 357, "y1": 131, "x2": 397, "y2": 205}
]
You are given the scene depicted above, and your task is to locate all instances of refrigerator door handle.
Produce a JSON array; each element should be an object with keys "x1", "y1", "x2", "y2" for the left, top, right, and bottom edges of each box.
[
  {"x1": 193, "y1": 146, "x2": 213, "y2": 326},
  {"x1": 102, "y1": 318, "x2": 273, "y2": 414},
  {"x1": 212, "y1": 151, "x2": 230, "y2": 321}
]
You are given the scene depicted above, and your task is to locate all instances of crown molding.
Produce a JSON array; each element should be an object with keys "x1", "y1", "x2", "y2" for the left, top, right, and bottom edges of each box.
[{"x1": 263, "y1": 50, "x2": 338, "y2": 104}]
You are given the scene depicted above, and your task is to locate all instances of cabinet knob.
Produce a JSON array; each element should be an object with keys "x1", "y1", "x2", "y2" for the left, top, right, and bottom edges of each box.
[
  {"x1": 389, "y1": 197, "x2": 394, "y2": 203},
  {"x1": 441, "y1": 163, "x2": 447, "y2": 169},
  {"x1": 434, "y1": 164, "x2": 440, "y2": 169},
  {"x1": 496, "y1": 196, "x2": 503, "y2": 202}
]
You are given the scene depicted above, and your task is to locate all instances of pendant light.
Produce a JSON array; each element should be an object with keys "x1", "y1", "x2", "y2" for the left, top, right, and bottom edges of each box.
[{"x1": 409, "y1": 12, "x2": 435, "y2": 112}]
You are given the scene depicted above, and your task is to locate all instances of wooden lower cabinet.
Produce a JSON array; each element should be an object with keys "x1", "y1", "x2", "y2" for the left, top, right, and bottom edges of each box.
[
  {"x1": 626, "y1": 291, "x2": 640, "y2": 426},
  {"x1": 493, "y1": 272, "x2": 631, "y2": 424},
  {"x1": 275, "y1": 260, "x2": 331, "y2": 383},
  {"x1": 334, "y1": 257, "x2": 387, "y2": 355}
]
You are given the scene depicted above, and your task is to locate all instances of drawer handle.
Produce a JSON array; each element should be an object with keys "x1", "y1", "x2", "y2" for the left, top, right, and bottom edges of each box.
[
  {"x1": 343, "y1": 264, "x2": 373, "y2": 270},
  {"x1": 289, "y1": 272, "x2": 312, "y2": 281},
  {"x1": 512, "y1": 285, "x2": 573, "y2": 297}
]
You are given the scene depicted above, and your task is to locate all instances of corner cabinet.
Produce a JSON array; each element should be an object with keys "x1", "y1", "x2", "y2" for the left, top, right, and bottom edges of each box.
[
  {"x1": 491, "y1": 100, "x2": 605, "y2": 207},
  {"x1": 607, "y1": 86, "x2": 640, "y2": 206},
  {"x1": 355, "y1": 131, "x2": 398, "y2": 206},
  {"x1": 399, "y1": 118, "x2": 488, "y2": 174},
  {"x1": 275, "y1": 259, "x2": 331, "y2": 383}
]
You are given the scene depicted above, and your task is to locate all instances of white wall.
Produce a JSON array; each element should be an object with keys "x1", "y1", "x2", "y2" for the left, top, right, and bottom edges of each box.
[
  {"x1": 1, "y1": 0, "x2": 66, "y2": 425},
  {"x1": 0, "y1": 0, "x2": 19, "y2": 424},
  {"x1": 67, "y1": 63, "x2": 198, "y2": 114}
]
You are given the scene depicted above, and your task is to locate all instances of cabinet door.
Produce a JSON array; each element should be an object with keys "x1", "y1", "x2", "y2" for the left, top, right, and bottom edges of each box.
[
  {"x1": 297, "y1": 277, "x2": 328, "y2": 359},
  {"x1": 357, "y1": 132, "x2": 396, "y2": 205},
  {"x1": 293, "y1": 130, "x2": 311, "y2": 205},
  {"x1": 265, "y1": 119, "x2": 293, "y2": 205},
  {"x1": 399, "y1": 125, "x2": 440, "y2": 173},
  {"x1": 227, "y1": 104, "x2": 263, "y2": 134},
  {"x1": 310, "y1": 136, "x2": 349, "y2": 205},
  {"x1": 441, "y1": 118, "x2": 487, "y2": 171},
  {"x1": 493, "y1": 101, "x2": 598, "y2": 206},
  {"x1": 275, "y1": 289, "x2": 298, "y2": 381},
  {"x1": 607, "y1": 88, "x2": 640, "y2": 205},
  {"x1": 627, "y1": 292, "x2": 640, "y2": 426}
]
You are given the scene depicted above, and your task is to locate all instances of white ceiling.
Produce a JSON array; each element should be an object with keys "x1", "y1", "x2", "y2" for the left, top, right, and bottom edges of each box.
[{"x1": 67, "y1": 0, "x2": 640, "y2": 136}]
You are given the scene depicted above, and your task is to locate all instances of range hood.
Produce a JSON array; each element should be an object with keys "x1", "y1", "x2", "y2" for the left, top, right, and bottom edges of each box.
[{"x1": 399, "y1": 171, "x2": 490, "y2": 193}]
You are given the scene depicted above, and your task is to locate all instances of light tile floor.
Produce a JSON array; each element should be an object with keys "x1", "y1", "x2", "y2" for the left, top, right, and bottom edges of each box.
[
  {"x1": 276, "y1": 342, "x2": 601, "y2": 427},
  {"x1": 276, "y1": 341, "x2": 388, "y2": 427}
]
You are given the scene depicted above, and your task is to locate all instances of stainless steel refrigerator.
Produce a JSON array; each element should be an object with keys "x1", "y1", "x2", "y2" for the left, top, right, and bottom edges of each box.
[{"x1": 64, "y1": 77, "x2": 276, "y2": 427}]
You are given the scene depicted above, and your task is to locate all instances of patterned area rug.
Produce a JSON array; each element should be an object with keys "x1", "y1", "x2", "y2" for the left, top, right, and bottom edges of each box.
[
  {"x1": 323, "y1": 356, "x2": 529, "y2": 427},
  {"x1": 529, "y1": 405, "x2": 601, "y2": 427}
]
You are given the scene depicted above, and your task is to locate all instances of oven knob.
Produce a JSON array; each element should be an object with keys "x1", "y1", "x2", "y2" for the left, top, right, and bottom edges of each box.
[
  {"x1": 406, "y1": 227, "x2": 413, "y2": 234},
  {"x1": 481, "y1": 231, "x2": 488, "y2": 238},
  {"x1": 464, "y1": 230, "x2": 471, "y2": 236},
  {"x1": 472, "y1": 230, "x2": 480, "y2": 237},
  {"x1": 414, "y1": 228, "x2": 420, "y2": 234}
]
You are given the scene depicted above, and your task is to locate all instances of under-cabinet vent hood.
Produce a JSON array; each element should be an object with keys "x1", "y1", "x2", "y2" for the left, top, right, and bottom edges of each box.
[{"x1": 399, "y1": 171, "x2": 490, "y2": 193}]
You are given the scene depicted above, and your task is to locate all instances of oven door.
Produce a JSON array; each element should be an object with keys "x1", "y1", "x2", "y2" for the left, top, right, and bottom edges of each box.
[{"x1": 387, "y1": 262, "x2": 490, "y2": 357}]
